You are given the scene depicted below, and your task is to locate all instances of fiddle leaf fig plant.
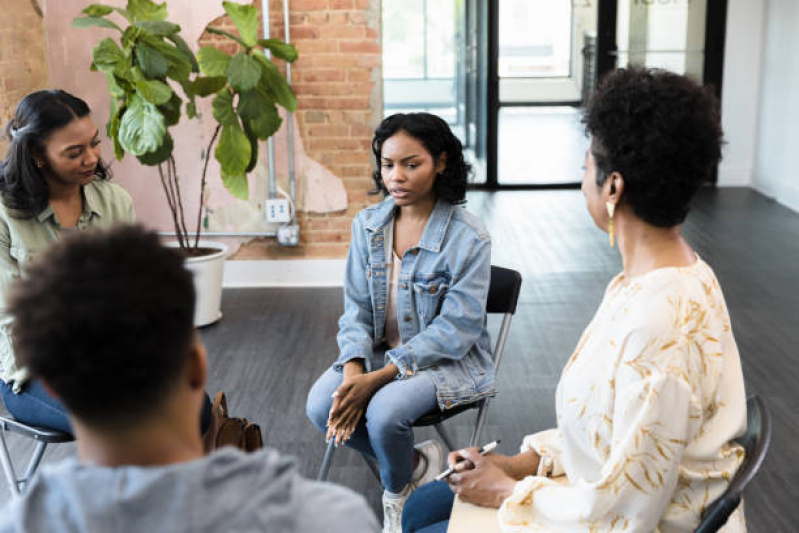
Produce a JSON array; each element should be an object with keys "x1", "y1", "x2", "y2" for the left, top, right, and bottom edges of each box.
[{"x1": 73, "y1": 0, "x2": 298, "y2": 252}]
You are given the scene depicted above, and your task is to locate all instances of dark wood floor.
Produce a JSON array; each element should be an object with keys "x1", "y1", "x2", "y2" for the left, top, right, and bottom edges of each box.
[{"x1": 1, "y1": 188, "x2": 796, "y2": 531}]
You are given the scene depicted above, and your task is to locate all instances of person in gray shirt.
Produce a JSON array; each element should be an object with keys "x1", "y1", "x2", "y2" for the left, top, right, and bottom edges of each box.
[{"x1": 0, "y1": 225, "x2": 379, "y2": 533}]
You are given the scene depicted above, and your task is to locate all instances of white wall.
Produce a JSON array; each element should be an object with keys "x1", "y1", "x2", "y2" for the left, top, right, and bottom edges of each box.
[
  {"x1": 717, "y1": 0, "x2": 767, "y2": 187},
  {"x1": 751, "y1": 0, "x2": 799, "y2": 212}
]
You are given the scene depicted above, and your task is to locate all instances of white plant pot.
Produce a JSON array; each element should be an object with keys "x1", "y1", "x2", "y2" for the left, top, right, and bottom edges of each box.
[{"x1": 167, "y1": 241, "x2": 227, "y2": 327}]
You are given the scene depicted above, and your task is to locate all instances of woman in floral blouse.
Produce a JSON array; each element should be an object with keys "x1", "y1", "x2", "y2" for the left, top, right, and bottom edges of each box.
[{"x1": 402, "y1": 67, "x2": 747, "y2": 532}]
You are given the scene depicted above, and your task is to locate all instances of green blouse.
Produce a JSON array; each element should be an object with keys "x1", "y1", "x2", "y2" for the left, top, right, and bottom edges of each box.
[{"x1": 0, "y1": 180, "x2": 136, "y2": 389}]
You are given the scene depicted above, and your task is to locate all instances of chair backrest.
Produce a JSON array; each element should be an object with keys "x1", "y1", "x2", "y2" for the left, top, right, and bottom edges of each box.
[
  {"x1": 486, "y1": 266, "x2": 522, "y2": 373},
  {"x1": 487, "y1": 265, "x2": 522, "y2": 316},
  {"x1": 694, "y1": 395, "x2": 772, "y2": 533}
]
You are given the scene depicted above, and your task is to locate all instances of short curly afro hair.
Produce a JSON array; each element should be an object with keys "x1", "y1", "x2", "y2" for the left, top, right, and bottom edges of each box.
[
  {"x1": 371, "y1": 112, "x2": 471, "y2": 204},
  {"x1": 583, "y1": 67, "x2": 723, "y2": 227},
  {"x1": 8, "y1": 225, "x2": 196, "y2": 428}
]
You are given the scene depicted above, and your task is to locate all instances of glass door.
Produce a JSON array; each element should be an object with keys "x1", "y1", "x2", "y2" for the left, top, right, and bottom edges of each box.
[
  {"x1": 492, "y1": 0, "x2": 598, "y2": 188},
  {"x1": 381, "y1": 0, "x2": 489, "y2": 183}
]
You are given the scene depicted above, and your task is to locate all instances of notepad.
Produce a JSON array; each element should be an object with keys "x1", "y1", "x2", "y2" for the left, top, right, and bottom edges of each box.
[{"x1": 447, "y1": 496, "x2": 502, "y2": 533}]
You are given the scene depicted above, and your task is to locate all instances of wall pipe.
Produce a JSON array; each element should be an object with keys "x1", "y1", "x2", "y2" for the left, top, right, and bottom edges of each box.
[{"x1": 283, "y1": 0, "x2": 297, "y2": 219}]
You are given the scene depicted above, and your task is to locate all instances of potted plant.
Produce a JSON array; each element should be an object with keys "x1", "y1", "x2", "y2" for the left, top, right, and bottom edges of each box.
[{"x1": 73, "y1": 0, "x2": 297, "y2": 325}]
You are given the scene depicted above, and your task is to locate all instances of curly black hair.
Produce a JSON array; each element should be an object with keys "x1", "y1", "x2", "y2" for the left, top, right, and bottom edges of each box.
[
  {"x1": 583, "y1": 67, "x2": 723, "y2": 227},
  {"x1": 0, "y1": 90, "x2": 112, "y2": 218},
  {"x1": 8, "y1": 225, "x2": 196, "y2": 428},
  {"x1": 371, "y1": 113, "x2": 471, "y2": 204}
]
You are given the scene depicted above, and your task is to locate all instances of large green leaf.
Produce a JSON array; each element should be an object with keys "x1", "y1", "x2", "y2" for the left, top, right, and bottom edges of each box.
[
  {"x1": 215, "y1": 122, "x2": 251, "y2": 176},
  {"x1": 118, "y1": 94, "x2": 166, "y2": 156},
  {"x1": 72, "y1": 16, "x2": 122, "y2": 32},
  {"x1": 206, "y1": 27, "x2": 247, "y2": 49},
  {"x1": 121, "y1": 25, "x2": 146, "y2": 48},
  {"x1": 227, "y1": 52, "x2": 260, "y2": 92},
  {"x1": 242, "y1": 122, "x2": 259, "y2": 173},
  {"x1": 167, "y1": 33, "x2": 199, "y2": 73},
  {"x1": 257, "y1": 39, "x2": 298, "y2": 63},
  {"x1": 190, "y1": 76, "x2": 228, "y2": 97},
  {"x1": 222, "y1": 1, "x2": 258, "y2": 47},
  {"x1": 255, "y1": 54, "x2": 296, "y2": 112},
  {"x1": 150, "y1": 39, "x2": 192, "y2": 82},
  {"x1": 137, "y1": 132, "x2": 174, "y2": 166},
  {"x1": 221, "y1": 171, "x2": 248, "y2": 200},
  {"x1": 92, "y1": 38, "x2": 125, "y2": 72},
  {"x1": 136, "y1": 77, "x2": 172, "y2": 105},
  {"x1": 158, "y1": 93, "x2": 182, "y2": 126},
  {"x1": 104, "y1": 72, "x2": 126, "y2": 98},
  {"x1": 135, "y1": 41, "x2": 168, "y2": 78},
  {"x1": 134, "y1": 20, "x2": 179, "y2": 36},
  {"x1": 197, "y1": 46, "x2": 231, "y2": 77},
  {"x1": 127, "y1": 0, "x2": 168, "y2": 22},
  {"x1": 82, "y1": 4, "x2": 113, "y2": 17},
  {"x1": 236, "y1": 88, "x2": 266, "y2": 119},
  {"x1": 212, "y1": 89, "x2": 237, "y2": 126},
  {"x1": 247, "y1": 104, "x2": 282, "y2": 140},
  {"x1": 107, "y1": 101, "x2": 125, "y2": 160}
]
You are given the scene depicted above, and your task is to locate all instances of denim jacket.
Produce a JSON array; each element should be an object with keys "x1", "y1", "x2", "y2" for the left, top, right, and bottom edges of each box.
[{"x1": 334, "y1": 197, "x2": 495, "y2": 411}]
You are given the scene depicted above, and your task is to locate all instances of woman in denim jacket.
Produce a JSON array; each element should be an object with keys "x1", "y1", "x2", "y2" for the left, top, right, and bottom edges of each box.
[{"x1": 307, "y1": 113, "x2": 494, "y2": 532}]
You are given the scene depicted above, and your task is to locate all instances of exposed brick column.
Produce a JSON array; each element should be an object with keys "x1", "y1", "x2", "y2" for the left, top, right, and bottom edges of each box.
[{"x1": 200, "y1": 0, "x2": 382, "y2": 259}]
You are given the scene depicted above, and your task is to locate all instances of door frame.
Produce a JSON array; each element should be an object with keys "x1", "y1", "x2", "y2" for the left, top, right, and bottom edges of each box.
[{"x1": 473, "y1": 0, "x2": 729, "y2": 191}]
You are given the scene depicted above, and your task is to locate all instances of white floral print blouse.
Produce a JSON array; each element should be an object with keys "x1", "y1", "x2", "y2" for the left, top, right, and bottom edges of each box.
[{"x1": 499, "y1": 257, "x2": 747, "y2": 532}]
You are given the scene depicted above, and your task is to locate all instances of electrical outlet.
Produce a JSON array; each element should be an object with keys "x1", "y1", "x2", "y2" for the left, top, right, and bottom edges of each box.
[
  {"x1": 277, "y1": 224, "x2": 300, "y2": 247},
  {"x1": 266, "y1": 199, "x2": 291, "y2": 223}
]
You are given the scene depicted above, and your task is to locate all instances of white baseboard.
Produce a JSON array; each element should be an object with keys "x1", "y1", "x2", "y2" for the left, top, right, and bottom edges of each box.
[{"x1": 222, "y1": 259, "x2": 346, "y2": 288}]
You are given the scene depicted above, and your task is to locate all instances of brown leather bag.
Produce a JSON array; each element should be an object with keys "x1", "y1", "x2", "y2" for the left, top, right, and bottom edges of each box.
[{"x1": 202, "y1": 391, "x2": 264, "y2": 453}]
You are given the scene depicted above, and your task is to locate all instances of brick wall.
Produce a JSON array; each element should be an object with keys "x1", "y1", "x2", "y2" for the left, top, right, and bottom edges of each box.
[
  {"x1": 0, "y1": 0, "x2": 49, "y2": 156},
  {"x1": 200, "y1": 0, "x2": 382, "y2": 259}
]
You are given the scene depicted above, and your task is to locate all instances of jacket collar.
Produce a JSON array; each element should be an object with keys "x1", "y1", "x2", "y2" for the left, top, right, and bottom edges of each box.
[
  {"x1": 365, "y1": 197, "x2": 455, "y2": 253},
  {"x1": 35, "y1": 183, "x2": 103, "y2": 223}
]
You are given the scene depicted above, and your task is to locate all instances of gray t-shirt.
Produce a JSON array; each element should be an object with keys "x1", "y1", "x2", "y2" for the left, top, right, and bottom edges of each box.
[{"x1": 0, "y1": 447, "x2": 379, "y2": 532}]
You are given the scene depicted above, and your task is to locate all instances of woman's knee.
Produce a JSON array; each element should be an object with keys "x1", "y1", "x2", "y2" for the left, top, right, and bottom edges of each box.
[{"x1": 306, "y1": 371, "x2": 337, "y2": 429}]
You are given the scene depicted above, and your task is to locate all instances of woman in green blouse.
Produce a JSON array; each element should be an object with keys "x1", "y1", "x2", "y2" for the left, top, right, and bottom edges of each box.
[{"x1": 0, "y1": 90, "x2": 135, "y2": 433}]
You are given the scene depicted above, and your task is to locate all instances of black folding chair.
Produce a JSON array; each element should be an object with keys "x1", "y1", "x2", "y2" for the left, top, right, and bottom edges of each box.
[
  {"x1": 0, "y1": 416, "x2": 73, "y2": 499},
  {"x1": 694, "y1": 395, "x2": 772, "y2": 533},
  {"x1": 318, "y1": 265, "x2": 522, "y2": 482}
]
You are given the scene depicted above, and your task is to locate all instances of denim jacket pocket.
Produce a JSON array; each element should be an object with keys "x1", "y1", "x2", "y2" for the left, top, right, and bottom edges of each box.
[{"x1": 413, "y1": 272, "x2": 450, "y2": 324}]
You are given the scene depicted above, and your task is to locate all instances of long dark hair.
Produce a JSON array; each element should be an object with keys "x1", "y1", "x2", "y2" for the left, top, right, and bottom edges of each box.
[
  {"x1": 371, "y1": 113, "x2": 471, "y2": 204},
  {"x1": 0, "y1": 90, "x2": 111, "y2": 217}
]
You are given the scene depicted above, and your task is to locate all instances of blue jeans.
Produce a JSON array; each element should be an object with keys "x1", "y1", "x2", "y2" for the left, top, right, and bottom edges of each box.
[
  {"x1": 1, "y1": 380, "x2": 212, "y2": 438},
  {"x1": 0, "y1": 379, "x2": 72, "y2": 435},
  {"x1": 402, "y1": 480, "x2": 453, "y2": 533},
  {"x1": 306, "y1": 366, "x2": 438, "y2": 493}
]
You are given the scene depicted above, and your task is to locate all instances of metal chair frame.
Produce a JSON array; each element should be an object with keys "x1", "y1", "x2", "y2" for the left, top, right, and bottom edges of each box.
[
  {"x1": 694, "y1": 395, "x2": 772, "y2": 533},
  {"x1": 318, "y1": 265, "x2": 522, "y2": 482},
  {"x1": 0, "y1": 416, "x2": 74, "y2": 499}
]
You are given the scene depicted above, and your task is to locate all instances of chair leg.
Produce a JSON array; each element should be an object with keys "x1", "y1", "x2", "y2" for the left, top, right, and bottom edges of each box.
[
  {"x1": 434, "y1": 422, "x2": 456, "y2": 452},
  {"x1": 19, "y1": 441, "x2": 47, "y2": 493},
  {"x1": 317, "y1": 439, "x2": 336, "y2": 481},
  {"x1": 0, "y1": 430, "x2": 20, "y2": 499},
  {"x1": 470, "y1": 399, "x2": 491, "y2": 448}
]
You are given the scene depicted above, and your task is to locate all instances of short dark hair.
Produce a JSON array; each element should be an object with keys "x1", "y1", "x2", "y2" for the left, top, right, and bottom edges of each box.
[
  {"x1": 8, "y1": 225, "x2": 196, "y2": 428},
  {"x1": 583, "y1": 67, "x2": 723, "y2": 227},
  {"x1": 0, "y1": 90, "x2": 112, "y2": 218},
  {"x1": 371, "y1": 112, "x2": 471, "y2": 204}
]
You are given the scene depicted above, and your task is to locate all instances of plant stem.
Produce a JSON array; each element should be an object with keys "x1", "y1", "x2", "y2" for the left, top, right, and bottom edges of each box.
[
  {"x1": 169, "y1": 155, "x2": 190, "y2": 248},
  {"x1": 195, "y1": 124, "x2": 222, "y2": 249},
  {"x1": 158, "y1": 162, "x2": 185, "y2": 249}
]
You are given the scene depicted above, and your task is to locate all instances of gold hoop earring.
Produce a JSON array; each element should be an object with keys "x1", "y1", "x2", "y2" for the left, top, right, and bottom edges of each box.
[{"x1": 606, "y1": 202, "x2": 616, "y2": 248}]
